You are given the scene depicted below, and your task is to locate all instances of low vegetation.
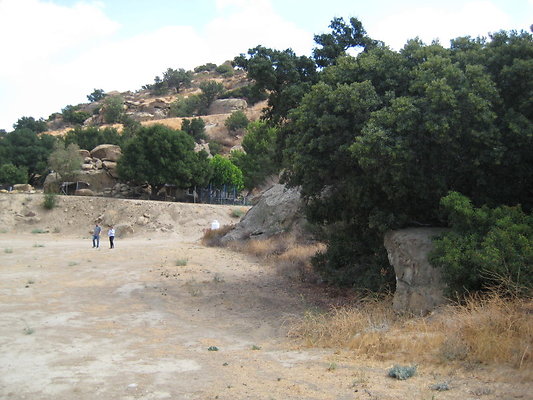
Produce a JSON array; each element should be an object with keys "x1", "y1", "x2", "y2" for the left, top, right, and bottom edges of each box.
[
  {"x1": 42, "y1": 193, "x2": 57, "y2": 210},
  {"x1": 288, "y1": 292, "x2": 533, "y2": 369}
]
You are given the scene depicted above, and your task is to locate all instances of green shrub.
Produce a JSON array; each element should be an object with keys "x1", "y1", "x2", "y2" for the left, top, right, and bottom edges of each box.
[
  {"x1": 102, "y1": 95, "x2": 124, "y2": 123},
  {"x1": 181, "y1": 118, "x2": 207, "y2": 142},
  {"x1": 388, "y1": 365, "x2": 417, "y2": 380},
  {"x1": 431, "y1": 192, "x2": 533, "y2": 297},
  {"x1": 224, "y1": 110, "x2": 249, "y2": 132},
  {"x1": 0, "y1": 163, "x2": 28, "y2": 185},
  {"x1": 219, "y1": 84, "x2": 268, "y2": 105},
  {"x1": 215, "y1": 63, "x2": 234, "y2": 77},
  {"x1": 194, "y1": 63, "x2": 217, "y2": 73},
  {"x1": 208, "y1": 141, "x2": 222, "y2": 155},
  {"x1": 61, "y1": 105, "x2": 91, "y2": 124},
  {"x1": 169, "y1": 96, "x2": 201, "y2": 117},
  {"x1": 42, "y1": 193, "x2": 57, "y2": 210},
  {"x1": 231, "y1": 208, "x2": 245, "y2": 218}
]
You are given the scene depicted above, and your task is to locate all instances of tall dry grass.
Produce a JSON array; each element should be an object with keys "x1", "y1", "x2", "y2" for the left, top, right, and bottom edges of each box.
[
  {"x1": 288, "y1": 293, "x2": 533, "y2": 369},
  {"x1": 238, "y1": 234, "x2": 325, "y2": 283}
]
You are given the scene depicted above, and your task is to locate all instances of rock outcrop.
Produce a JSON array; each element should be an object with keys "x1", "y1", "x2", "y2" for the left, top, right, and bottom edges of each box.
[
  {"x1": 384, "y1": 228, "x2": 448, "y2": 315},
  {"x1": 90, "y1": 144, "x2": 122, "y2": 162},
  {"x1": 221, "y1": 183, "x2": 305, "y2": 243},
  {"x1": 208, "y1": 99, "x2": 247, "y2": 115}
]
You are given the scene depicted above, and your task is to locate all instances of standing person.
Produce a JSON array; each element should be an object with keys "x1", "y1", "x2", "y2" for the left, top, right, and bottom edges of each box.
[
  {"x1": 92, "y1": 223, "x2": 101, "y2": 248},
  {"x1": 108, "y1": 226, "x2": 115, "y2": 249}
]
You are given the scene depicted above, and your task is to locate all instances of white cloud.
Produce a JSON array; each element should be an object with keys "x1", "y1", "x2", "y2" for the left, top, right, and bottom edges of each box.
[
  {"x1": 208, "y1": 0, "x2": 313, "y2": 56},
  {"x1": 368, "y1": 1, "x2": 511, "y2": 50},
  {"x1": 0, "y1": 0, "x2": 313, "y2": 130}
]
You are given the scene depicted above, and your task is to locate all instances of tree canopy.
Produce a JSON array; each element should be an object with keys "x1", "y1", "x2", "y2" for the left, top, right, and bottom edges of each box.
[
  {"x1": 237, "y1": 18, "x2": 533, "y2": 289},
  {"x1": 0, "y1": 127, "x2": 56, "y2": 183},
  {"x1": 117, "y1": 125, "x2": 211, "y2": 195},
  {"x1": 230, "y1": 121, "x2": 279, "y2": 190}
]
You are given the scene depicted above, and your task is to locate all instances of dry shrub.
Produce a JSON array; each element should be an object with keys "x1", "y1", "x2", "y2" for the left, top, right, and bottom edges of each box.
[
  {"x1": 241, "y1": 234, "x2": 296, "y2": 258},
  {"x1": 276, "y1": 243, "x2": 325, "y2": 282},
  {"x1": 288, "y1": 293, "x2": 533, "y2": 369},
  {"x1": 201, "y1": 224, "x2": 234, "y2": 247},
  {"x1": 288, "y1": 297, "x2": 398, "y2": 351},
  {"x1": 436, "y1": 293, "x2": 533, "y2": 368}
]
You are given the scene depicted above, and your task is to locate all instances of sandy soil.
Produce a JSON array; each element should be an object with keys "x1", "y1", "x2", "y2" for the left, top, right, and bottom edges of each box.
[{"x1": 0, "y1": 193, "x2": 531, "y2": 399}]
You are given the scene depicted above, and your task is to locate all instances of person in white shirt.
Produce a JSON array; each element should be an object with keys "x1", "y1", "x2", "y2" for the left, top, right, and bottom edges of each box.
[{"x1": 108, "y1": 226, "x2": 115, "y2": 249}]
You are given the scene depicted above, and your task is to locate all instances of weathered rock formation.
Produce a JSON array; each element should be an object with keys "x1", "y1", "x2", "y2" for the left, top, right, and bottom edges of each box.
[
  {"x1": 208, "y1": 99, "x2": 247, "y2": 115},
  {"x1": 384, "y1": 228, "x2": 448, "y2": 315},
  {"x1": 221, "y1": 183, "x2": 305, "y2": 243},
  {"x1": 90, "y1": 144, "x2": 122, "y2": 162}
]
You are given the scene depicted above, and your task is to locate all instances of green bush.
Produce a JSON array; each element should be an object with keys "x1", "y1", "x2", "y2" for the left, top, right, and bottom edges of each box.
[
  {"x1": 224, "y1": 110, "x2": 249, "y2": 132},
  {"x1": 194, "y1": 63, "x2": 217, "y2": 73},
  {"x1": 215, "y1": 63, "x2": 234, "y2": 77},
  {"x1": 218, "y1": 84, "x2": 268, "y2": 105},
  {"x1": 431, "y1": 192, "x2": 533, "y2": 297},
  {"x1": 102, "y1": 95, "x2": 124, "y2": 123},
  {"x1": 181, "y1": 118, "x2": 207, "y2": 142},
  {"x1": 0, "y1": 163, "x2": 28, "y2": 185},
  {"x1": 169, "y1": 96, "x2": 201, "y2": 117},
  {"x1": 42, "y1": 193, "x2": 58, "y2": 210},
  {"x1": 87, "y1": 88, "x2": 106, "y2": 102},
  {"x1": 61, "y1": 105, "x2": 91, "y2": 124}
]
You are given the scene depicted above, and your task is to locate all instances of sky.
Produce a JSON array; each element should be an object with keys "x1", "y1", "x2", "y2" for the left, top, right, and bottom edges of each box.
[{"x1": 0, "y1": 0, "x2": 531, "y2": 131}]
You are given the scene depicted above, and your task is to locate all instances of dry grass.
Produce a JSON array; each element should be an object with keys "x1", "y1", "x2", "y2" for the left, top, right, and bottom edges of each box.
[
  {"x1": 276, "y1": 243, "x2": 325, "y2": 282},
  {"x1": 238, "y1": 235, "x2": 323, "y2": 281},
  {"x1": 288, "y1": 293, "x2": 533, "y2": 370},
  {"x1": 200, "y1": 224, "x2": 234, "y2": 247}
]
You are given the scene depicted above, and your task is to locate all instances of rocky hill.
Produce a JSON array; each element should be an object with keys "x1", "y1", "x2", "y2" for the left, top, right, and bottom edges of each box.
[{"x1": 43, "y1": 67, "x2": 266, "y2": 155}]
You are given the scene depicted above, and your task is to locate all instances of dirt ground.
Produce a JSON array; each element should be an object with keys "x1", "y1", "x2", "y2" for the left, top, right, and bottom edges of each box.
[{"x1": 0, "y1": 193, "x2": 531, "y2": 399}]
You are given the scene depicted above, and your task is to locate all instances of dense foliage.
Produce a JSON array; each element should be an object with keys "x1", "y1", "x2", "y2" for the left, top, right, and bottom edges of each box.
[
  {"x1": 224, "y1": 110, "x2": 249, "y2": 132},
  {"x1": 0, "y1": 163, "x2": 28, "y2": 185},
  {"x1": 64, "y1": 126, "x2": 122, "y2": 150},
  {"x1": 144, "y1": 68, "x2": 193, "y2": 95},
  {"x1": 230, "y1": 121, "x2": 279, "y2": 189},
  {"x1": 237, "y1": 19, "x2": 533, "y2": 289},
  {"x1": 169, "y1": 81, "x2": 225, "y2": 117},
  {"x1": 102, "y1": 95, "x2": 125, "y2": 124},
  {"x1": 0, "y1": 127, "x2": 56, "y2": 183},
  {"x1": 61, "y1": 105, "x2": 91, "y2": 125},
  {"x1": 87, "y1": 89, "x2": 106, "y2": 102},
  {"x1": 117, "y1": 125, "x2": 212, "y2": 195},
  {"x1": 431, "y1": 192, "x2": 533, "y2": 297},
  {"x1": 209, "y1": 154, "x2": 244, "y2": 191},
  {"x1": 181, "y1": 118, "x2": 207, "y2": 142},
  {"x1": 47, "y1": 142, "x2": 83, "y2": 182}
]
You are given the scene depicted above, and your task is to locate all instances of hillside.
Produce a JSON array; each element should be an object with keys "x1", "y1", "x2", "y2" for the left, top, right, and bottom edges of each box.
[
  {"x1": 43, "y1": 67, "x2": 267, "y2": 155},
  {"x1": 0, "y1": 193, "x2": 249, "y2": 240}
]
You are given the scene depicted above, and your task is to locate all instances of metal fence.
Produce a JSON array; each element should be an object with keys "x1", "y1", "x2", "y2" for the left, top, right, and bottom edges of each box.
[{"x1": 186, "y1": 184, "x2": 250, "y2": 205}]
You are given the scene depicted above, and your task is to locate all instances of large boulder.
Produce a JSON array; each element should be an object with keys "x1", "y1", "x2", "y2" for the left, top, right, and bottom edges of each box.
[
  {"x1": 221, "y1": 183, "x2": 305, "y2": 243},
  {"x1": 208, "y1": 99, "x2": 247, "y2": 115},
  {"x1": 90, "y1": 144, "x2": 122, "y2": 162},
  {"x1": 384, "y1": 228, "x2": 448, "y2": 315},
  {"x1": 78, "y1": 169, "x2": 117, "y2": 193}
]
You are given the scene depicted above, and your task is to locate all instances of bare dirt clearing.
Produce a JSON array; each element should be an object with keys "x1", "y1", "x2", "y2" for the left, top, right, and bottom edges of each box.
[{"x1": 0, "y1": 194, "x2": 531, "y2": 399}]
